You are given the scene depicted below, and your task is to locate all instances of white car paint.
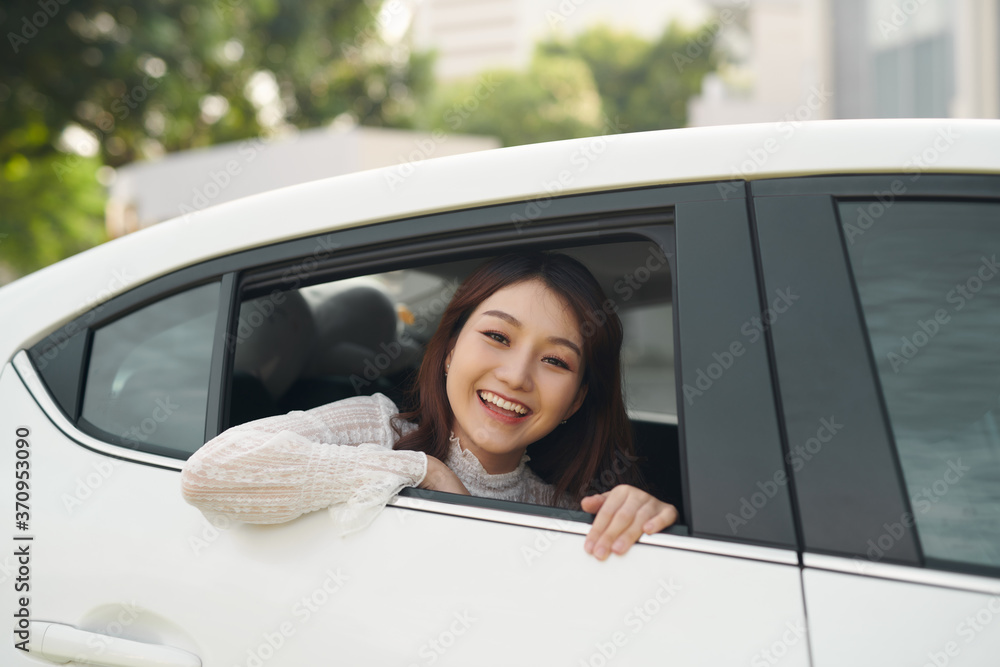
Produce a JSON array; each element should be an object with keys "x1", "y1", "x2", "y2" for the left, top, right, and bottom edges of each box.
[{"x1": 1, "y1": 358, "x2": 807, "y2": 666}]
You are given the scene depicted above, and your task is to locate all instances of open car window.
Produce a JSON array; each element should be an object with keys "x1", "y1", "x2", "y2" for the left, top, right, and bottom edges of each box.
[{"x1": 224, "y1": 240, "x2": 682, "y2": 520}]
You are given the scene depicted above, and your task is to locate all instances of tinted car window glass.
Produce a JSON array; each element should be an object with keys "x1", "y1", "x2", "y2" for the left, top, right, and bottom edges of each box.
[
  {"x1": 841, "y1": 200, "x2": 1000, "y2": 570},
  {"x1": 81, "y1": 282, "x2": 221, "y2": 456}
]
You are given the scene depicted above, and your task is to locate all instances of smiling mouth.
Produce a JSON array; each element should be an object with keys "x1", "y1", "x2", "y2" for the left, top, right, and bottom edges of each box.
[{"x1": 478, "y1": 390, "x2": 530, "y2": 418}]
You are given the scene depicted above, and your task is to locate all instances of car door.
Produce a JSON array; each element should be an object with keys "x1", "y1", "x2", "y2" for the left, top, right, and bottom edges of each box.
[
  {"x1": 2, "y1": 180, "x2": 809, "y2": 666},
  {"x1": 752, "y1": 173, "x2": 1000, "y2": 665}
]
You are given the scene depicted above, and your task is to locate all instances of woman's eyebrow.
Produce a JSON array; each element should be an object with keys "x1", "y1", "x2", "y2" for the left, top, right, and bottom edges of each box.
[{"x1": 482, "y1": 309, "x2": 582, "y2": 357}]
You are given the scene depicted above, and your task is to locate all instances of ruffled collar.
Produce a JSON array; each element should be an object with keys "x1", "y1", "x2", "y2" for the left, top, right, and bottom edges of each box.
[{"x1": 444, "y1": 431, "x2": 533, "y2": 494}]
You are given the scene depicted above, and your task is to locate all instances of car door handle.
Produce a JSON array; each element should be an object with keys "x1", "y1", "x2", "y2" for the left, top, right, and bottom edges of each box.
[{"x1": 28, "y1": 621, "x2": 201, "y2": 667}]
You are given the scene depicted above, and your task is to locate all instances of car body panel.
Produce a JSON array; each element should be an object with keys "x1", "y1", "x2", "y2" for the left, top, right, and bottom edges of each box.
[
  {"x1": 2, "y1": 359, "x2": 808, "y2": 666},
  {"x1": 804, "y1": 562, "x2": 1000, "y2": 667}
]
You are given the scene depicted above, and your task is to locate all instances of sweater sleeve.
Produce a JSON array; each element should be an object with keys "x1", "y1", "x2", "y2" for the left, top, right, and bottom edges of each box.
[{"x1": 180, "y1": 393, "x2": 426, "y2": 534}]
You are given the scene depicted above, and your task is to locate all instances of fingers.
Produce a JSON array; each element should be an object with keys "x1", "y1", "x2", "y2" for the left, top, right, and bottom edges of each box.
[
  {"x1": 579, "y1": 492, "x2": 608, "y2": 513},
  {"x1": 642, "y1": 503, "x2": 678, "y2": 535},
  {"x1": 583, "y1": 485, "x2": 678, "y2": 561}
]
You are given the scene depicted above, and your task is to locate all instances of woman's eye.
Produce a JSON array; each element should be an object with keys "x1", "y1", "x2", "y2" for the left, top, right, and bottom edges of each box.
[
  {"x1": 482, "y1": 331, "x2": 508, "y2": 345},
  {"x1": 543, "y1": 356, "x2": 570, "y2": 370}
]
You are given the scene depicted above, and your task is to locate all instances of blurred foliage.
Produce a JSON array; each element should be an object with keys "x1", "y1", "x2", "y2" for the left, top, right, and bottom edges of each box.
[
  {"x1": 0, "y1": 0, "x2": 433, "y2": 281},
  {"x1": 421, "y1": 54, "x2": 605, "y2": 147},
  {"x1": 0, "y1": 153, "x2": 107, "y2": 276},
  {"x1": 0, "y1": 2, "x2": 721, "y2": 281},
  {"x1": 424, "y1": 22, "x2": 719, "y2": 146}
]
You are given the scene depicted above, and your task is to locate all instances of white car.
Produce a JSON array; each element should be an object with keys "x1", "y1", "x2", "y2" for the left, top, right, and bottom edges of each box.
[{"x1": 2, "y1": 119, "x2": 999, "y2": 666}]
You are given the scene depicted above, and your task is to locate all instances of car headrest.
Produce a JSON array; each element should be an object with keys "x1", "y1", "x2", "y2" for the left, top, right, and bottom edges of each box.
[
  {"x1": 301, "y1": 280, "x2": 421, "y2": 379},
  {"x1": 231, "y1": 290, "x2": 317, "y2": 400}
]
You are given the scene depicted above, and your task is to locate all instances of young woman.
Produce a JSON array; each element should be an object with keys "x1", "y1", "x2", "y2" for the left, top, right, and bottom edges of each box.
[{"x1": 181, "y1": 252, "x2": 677, "y2": 560}]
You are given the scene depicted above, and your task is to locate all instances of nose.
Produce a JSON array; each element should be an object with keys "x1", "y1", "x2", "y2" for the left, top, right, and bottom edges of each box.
[{"x1": 495, "y1": 348, "x2": 534, "y2": 392}]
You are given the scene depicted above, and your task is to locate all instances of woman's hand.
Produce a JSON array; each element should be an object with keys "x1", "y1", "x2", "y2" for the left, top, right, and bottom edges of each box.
[
  {"x1": 580, "y1": 485, "x2": 678, "y2": 560},
  {"x1": 418, "y1": 455, "x2": 471, "y2": 495}
]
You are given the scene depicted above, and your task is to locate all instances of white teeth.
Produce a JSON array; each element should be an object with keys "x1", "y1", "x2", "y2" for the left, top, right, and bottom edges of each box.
[{"x1": 479, "y1": 391, "x2": 528, "y2": 415}]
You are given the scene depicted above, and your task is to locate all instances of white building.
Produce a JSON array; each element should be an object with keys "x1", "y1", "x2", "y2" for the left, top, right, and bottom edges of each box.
[
  {"x1": 687, "y1": 0, "x2": 834, "y2": 126},
  {"x1": 830, "y1": 0, "x2": 999, "y2": 119},
  {"x1": 688, "y1": 0, "x2": 999, "y2": 127}
]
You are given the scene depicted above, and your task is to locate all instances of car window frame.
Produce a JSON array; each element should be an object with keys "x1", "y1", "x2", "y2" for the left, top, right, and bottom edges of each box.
[
  {"x1": 26, "y1": 180, "x2": 800, "y2": 551},
  {"x1": 751, "y1": 173, "x2": 1000, "y2": 580},
  {"x1": 220, "y1": 191, "x2": 686, "y2": 531}
]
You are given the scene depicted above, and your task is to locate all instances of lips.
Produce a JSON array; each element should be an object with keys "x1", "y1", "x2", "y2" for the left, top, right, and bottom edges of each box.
[{"x1": 477, "y1": 390, "x2": 530, "y2": 417}]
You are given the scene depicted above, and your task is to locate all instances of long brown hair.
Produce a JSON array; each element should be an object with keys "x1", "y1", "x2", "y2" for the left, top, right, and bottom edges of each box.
[{"x1": 392, "y1": 251, "x2": 643, "y2": 505}]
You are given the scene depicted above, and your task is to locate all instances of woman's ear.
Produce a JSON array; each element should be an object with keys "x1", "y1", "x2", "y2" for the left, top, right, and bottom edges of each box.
[{"x1": 566, "y1": 383, "x2": 588, "y2": 420}]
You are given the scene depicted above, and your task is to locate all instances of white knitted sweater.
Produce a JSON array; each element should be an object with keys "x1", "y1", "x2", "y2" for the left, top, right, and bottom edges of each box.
[{"x1": 180, "y1": 393, "x2": 571, "y2": 535}]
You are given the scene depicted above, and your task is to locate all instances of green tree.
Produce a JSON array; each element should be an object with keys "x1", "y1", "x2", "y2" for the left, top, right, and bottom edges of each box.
[
  {"x1": 0, "y1": 0, "x2": 432, "y2": 280},
  {"x1": 0, "y1": 153, "x2": 106, "y2": 277},
  {"x1": 422, "y1": 53, "x2": 604, "y2": 147},
  {"x1": 422, "y1": 20, "x2": 719, "y2": 148},
  {"x1": 541, "y1": 22, "x2": 719, "y2": 133}
]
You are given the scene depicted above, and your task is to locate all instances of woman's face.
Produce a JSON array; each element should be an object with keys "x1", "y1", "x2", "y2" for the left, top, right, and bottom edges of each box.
[{"x1": 445, "y1": 279, "x2": 588, "y2": 473}]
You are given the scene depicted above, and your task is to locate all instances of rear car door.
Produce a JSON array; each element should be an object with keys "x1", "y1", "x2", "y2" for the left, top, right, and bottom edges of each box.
[
  {"x1": 753, "y1": 173, "x2": 1000, "y2": 665},
  {"x1": 3, "y1": 180, "x2": 809, "y2": 665}
]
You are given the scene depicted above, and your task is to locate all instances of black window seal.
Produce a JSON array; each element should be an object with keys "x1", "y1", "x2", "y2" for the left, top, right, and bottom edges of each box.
[{"x1": 398, "y1": 487, "x2": 690, "y2": 536}]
